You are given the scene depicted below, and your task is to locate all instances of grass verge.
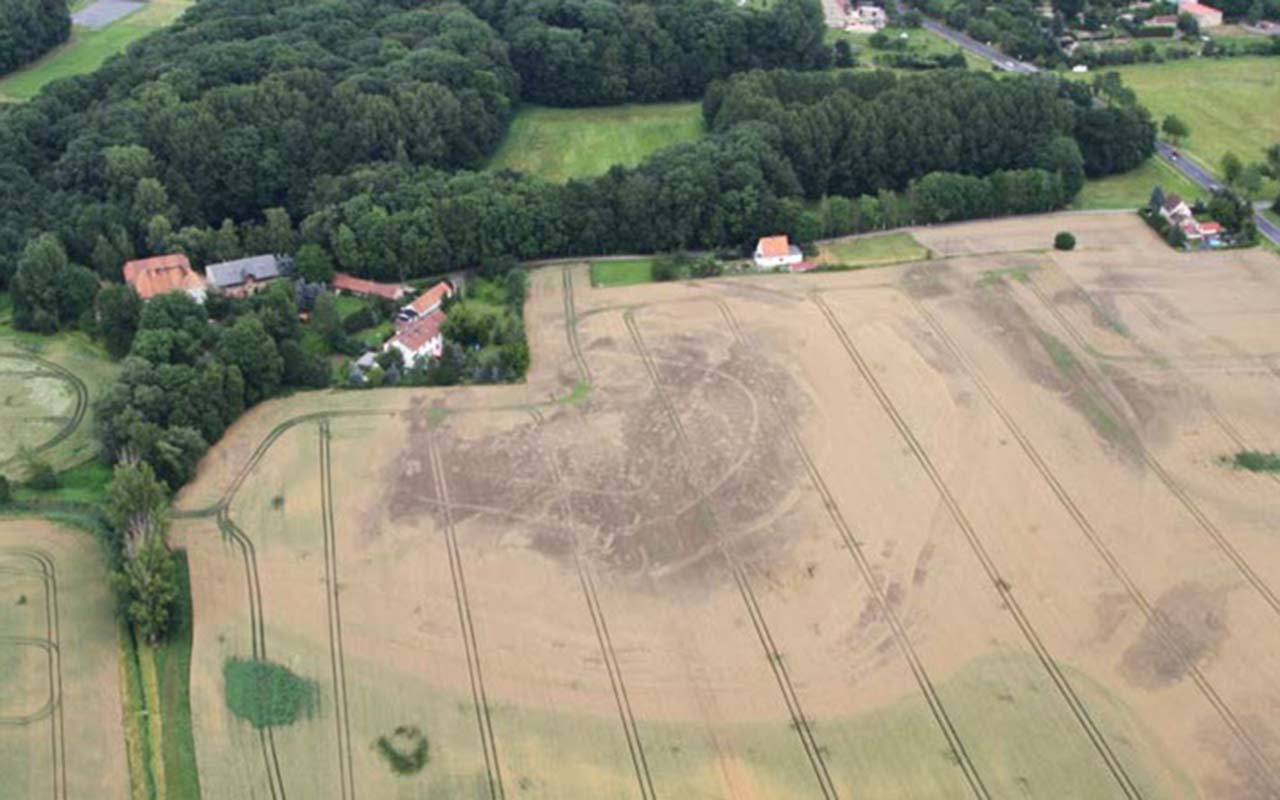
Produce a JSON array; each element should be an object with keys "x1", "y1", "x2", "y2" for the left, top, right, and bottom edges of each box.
[
  {"x1": 590, "y1": 258, "x2": 656, "y2": 287},
  {"x1": 489, "y1": 103, "x2": 704, "y2": 182},
  {"x1": 1073, "y1": 157, "x2": 1205, "y2": 210},
  {"x1": 817, "y1": 232, "x2": 930, "y2": 267},
  {"x1": 140, "y1": 551, "x2": 201, "y2": 799}
]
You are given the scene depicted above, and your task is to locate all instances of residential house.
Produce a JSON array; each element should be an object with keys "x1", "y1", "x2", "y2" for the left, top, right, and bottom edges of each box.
[
  {"x1": 845, "y1": 3, "x2": 887, "y2": 32},
  {"x1": 1159, "y1": 193, "x2": 1223, "y2": 246},
  {"x1": 385, "y1": 309, "x2": 446, "y2": 368},
  {"x1": 331, "y1": 273, "x2": 411, "y2": 301},
  {"x1": 122, "y1": 254, "x2": 207, "y2": 303},
  {"x1": 397, "y1": 281, "x2": 453, "y2": 324},
  {"x1": 753, "y1": 235, "x2": 804, "y2": 269},
  {"x1": 1177, "y1": 0, "x2": 1222, "y2": 26},
  {"x1": 1159, "y1": 193, "x2": 1193, "y2": 223},
  {"x1": 205, "y1": 254, "x2": 287, "y2": 297}
]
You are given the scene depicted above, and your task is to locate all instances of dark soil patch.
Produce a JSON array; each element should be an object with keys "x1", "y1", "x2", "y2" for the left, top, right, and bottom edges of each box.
[{"x1": 1120, "y1": 581, "x2": 1229, "y2": 690}]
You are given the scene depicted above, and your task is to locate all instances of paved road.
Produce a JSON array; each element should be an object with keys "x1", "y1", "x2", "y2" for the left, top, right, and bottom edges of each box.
[
  {"x1": 1155, "y1": 142, "x2": 1280, "y2": 245},
  {"x1": 917, "y1": 16, "x2": 1040, "y2": 73}
]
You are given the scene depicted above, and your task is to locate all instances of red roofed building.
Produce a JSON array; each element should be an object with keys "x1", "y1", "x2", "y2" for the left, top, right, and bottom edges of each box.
[
  {"x1": 331, "y1": 273, "x2": 410, "y2": 301},
  {"x1": 398, "y1": 281, "x2": 453, "y2": 323},
  {"x1": 754, "y1": 235, "x2": 804, "y2": 269},
  {"x1": 385, "y1": 309, "x2": 446, "y2": 367},
  {"x1": 122, "y1": 254, "x2": 207, "y2": 303},
  {"x1": 1177, "y1": 0, "x2": 1222, "y2": 26}
]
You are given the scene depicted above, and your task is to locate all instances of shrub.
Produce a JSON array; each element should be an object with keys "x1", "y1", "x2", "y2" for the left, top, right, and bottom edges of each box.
[
  {"x1": 342, "y1": 305, "x2": 380, "y2": 334},
  {"x1": 375, "y1": 725, "x2": 430, "y2": 775},
  {"x1": 1231, "y1": 450, "x2": 1280, "y2": 473},
  {"x1": 1054, "y1": 232, "x2": 1077, "y2": 251},
  {"x1": 0, "y1": 475, "x2": 9, "y2": 505},
  {"x1": 20, "y1": 450, "x2": 58, "y2": 491},
  {"x1": 223, "y1": 658, "x2": 318, "y2": 729}
]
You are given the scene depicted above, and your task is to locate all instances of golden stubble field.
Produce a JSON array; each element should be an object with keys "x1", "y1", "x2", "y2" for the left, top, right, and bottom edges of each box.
[
  {"x1": 174, "y1": 213, "x2": 1280, "y2": 800},
  {"x1": 0, "y1": 519, "x2": 129, "y2": 800}
]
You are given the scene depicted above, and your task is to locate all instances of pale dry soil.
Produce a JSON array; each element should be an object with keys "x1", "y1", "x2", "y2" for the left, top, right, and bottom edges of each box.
[
  {"x1": 0, "y1": 519, "x2": 129, "y2": 800},
  {"x1": 176, "y1": 214, "x2": 1280, "y2": 800}
]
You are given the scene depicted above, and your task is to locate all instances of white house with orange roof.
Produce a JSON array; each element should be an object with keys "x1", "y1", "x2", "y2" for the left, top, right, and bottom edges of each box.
[
  {"x1": 753, "y1": 235, "x2": 804, "y2": 269},
  {"x1": 385, "y1": 309, "x2": 446, "y2": 367},
  {"x1": 397, "y1": 280, "x2": 453, "y2": 324}
]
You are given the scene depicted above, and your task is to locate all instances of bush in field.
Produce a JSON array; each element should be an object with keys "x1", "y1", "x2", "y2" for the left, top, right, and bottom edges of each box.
[
  {"x1": 19, "y1": 449, "x2": 58, "y2": 491},
  {"x1": 1054, "y1": 232, "x2": 1076, "y2": 251},
  {"x1": 1230, "y1": 450, "x2": 1280, "y2": 473},
  {"x1": 223, "y1": 658, "x2": 318, "y2": 729},
  {"x1": 0, "y1": 475, "x2": 10, "y2": 505},
  {"x1": 375, "y1": 725, "x2": 430, "y2": 775}
]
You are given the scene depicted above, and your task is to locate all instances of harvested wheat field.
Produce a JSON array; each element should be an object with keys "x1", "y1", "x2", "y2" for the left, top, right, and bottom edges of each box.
[
  {"x1": 0, "y1": 519, "x2": 130, "y2": 799},
  {"x1": 174, "y1": 212, "x2": 1280, "y2": 799}
]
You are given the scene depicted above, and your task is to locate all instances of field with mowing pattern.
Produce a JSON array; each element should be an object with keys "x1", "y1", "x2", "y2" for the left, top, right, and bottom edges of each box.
[
  {"x1": 0, "y1": 0, "x2": 193, "y2": 103},
  {"x1": 1100, "y1": 57, "x2": 1280, "y2": 194},
  {"x1": 489, "y1": 103, "x2": 704, "y2": 183},
  {"x1": 174, "y1": 213, "x2": 1280, "y2": 799},
  {"x1": 0, "y1": 520, "x2": 130, "y2": 799},
  {"x1": 0, "y1": 317, "x2": 119, "y2": 476}
]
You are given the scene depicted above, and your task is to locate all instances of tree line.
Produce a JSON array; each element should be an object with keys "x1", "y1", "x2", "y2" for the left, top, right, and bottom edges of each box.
[
  {"x1": 0, "y1": 0, "x2": 70, "y2": 75},
  {"x1": 475, "y1": 0, "x2": 829, "y2": 106}
]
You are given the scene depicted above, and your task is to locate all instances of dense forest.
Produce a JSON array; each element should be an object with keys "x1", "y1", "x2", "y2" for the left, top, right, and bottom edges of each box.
[
  {"x1": 0, "y1": 0, "x2": 71, "y2": 75},
  {"x1": 0, "y1": 0, "x2": 1155, "y2": 482}
]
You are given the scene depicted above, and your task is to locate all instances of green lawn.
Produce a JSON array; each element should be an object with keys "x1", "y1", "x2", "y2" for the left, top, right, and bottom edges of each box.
[
  {"x1": 333, "y1": 294, "x2": 368, "y2": 320},
  {"x1": 1095, "y1": 57, "x2": 1280, "y2": 194},
  {"x1": 829, "y1": 26, "x2": 992, "y2": 71},
  {"x1": 0, "y1": 0, "x2": 192, "y2": 102},
  {"x1": 1073, "y1": 156, "x2": 1206, "y2": 210},
  {"x1": 488, "y1": 103, "x2": 705, "y2": 183},
  {"x1": 818, "y1": 232, "x2": 931, "y2": 267},
  {"x1": 590, "y1": 258, "x2": 656, "y2": 288}
]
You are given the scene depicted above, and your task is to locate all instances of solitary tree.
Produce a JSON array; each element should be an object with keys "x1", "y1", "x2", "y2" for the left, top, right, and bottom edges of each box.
[
  {"x1": 834, "y1": 39, "x2": 855, "y2": 68},
  {"x1": 1161, "y1": 115, "x2": 1189, "y2": 144},
  {"x1": 1176, "y1": 11, "x2": 1199, "y2": 36},
  {"x1": 1222, "y1": 151, "x2": 1244, "y2": 186},
  {"x1": 1236, "y1": 165, "x2": 1264, "y2": 201}
]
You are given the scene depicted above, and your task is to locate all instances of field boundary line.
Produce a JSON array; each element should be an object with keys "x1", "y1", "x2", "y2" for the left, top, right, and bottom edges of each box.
[
  {"x1": 216, "y1": 512, "x2": 286, "y2": 800},
  {"x1": 533, "y1": 409, "x2": 656, "y2": 799},
  {"x1": 812, "y1": 292, "x2": 1144, "y2": 800},
  {"x1": 1023, "y1": 277, "x2": 1280, "y2": 619},
  {"x1": 563, "y1": 266, "x2": 593, "y2": 386},
  {"x1": 319, "y1": 421, "x2": 357, "y2": 799},
  {"x1": 622, "y1": 309, "x2": 839, "y2": 800},
  {"x1": 715, "y1": 302, "x2": 990, "y2": 800},
  {"x1": 425, "y1": 424, "x2": 506, "y2": 800},
  {"x1": 908, "y1": 294, "x2": 1280, "y2": 791},
  {"x1": 0, "y1": 546, "x2": 66, "y2": 799}
]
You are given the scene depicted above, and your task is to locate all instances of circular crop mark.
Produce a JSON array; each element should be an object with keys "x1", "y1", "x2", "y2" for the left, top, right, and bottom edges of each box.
[{"x1": 0, "y1": 353, "x2": 88, "y2": 465}]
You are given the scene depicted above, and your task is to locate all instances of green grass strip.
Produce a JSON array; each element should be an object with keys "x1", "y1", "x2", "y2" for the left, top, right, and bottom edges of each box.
[
  {"x1": 142, "y1": 551, "x2": 201, "y2": 799},
  {"x1": 224, "y1": 657, "x2": 318, "y2": 729}
]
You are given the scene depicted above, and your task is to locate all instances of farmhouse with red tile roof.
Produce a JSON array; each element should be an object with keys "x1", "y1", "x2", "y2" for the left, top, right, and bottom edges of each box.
[
  {"x1": 122, "y1": 254, "x2": 207, "y2": 303},
  {"x1": 331, "y1": 273, "x2": 410, "y2": 301}
]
